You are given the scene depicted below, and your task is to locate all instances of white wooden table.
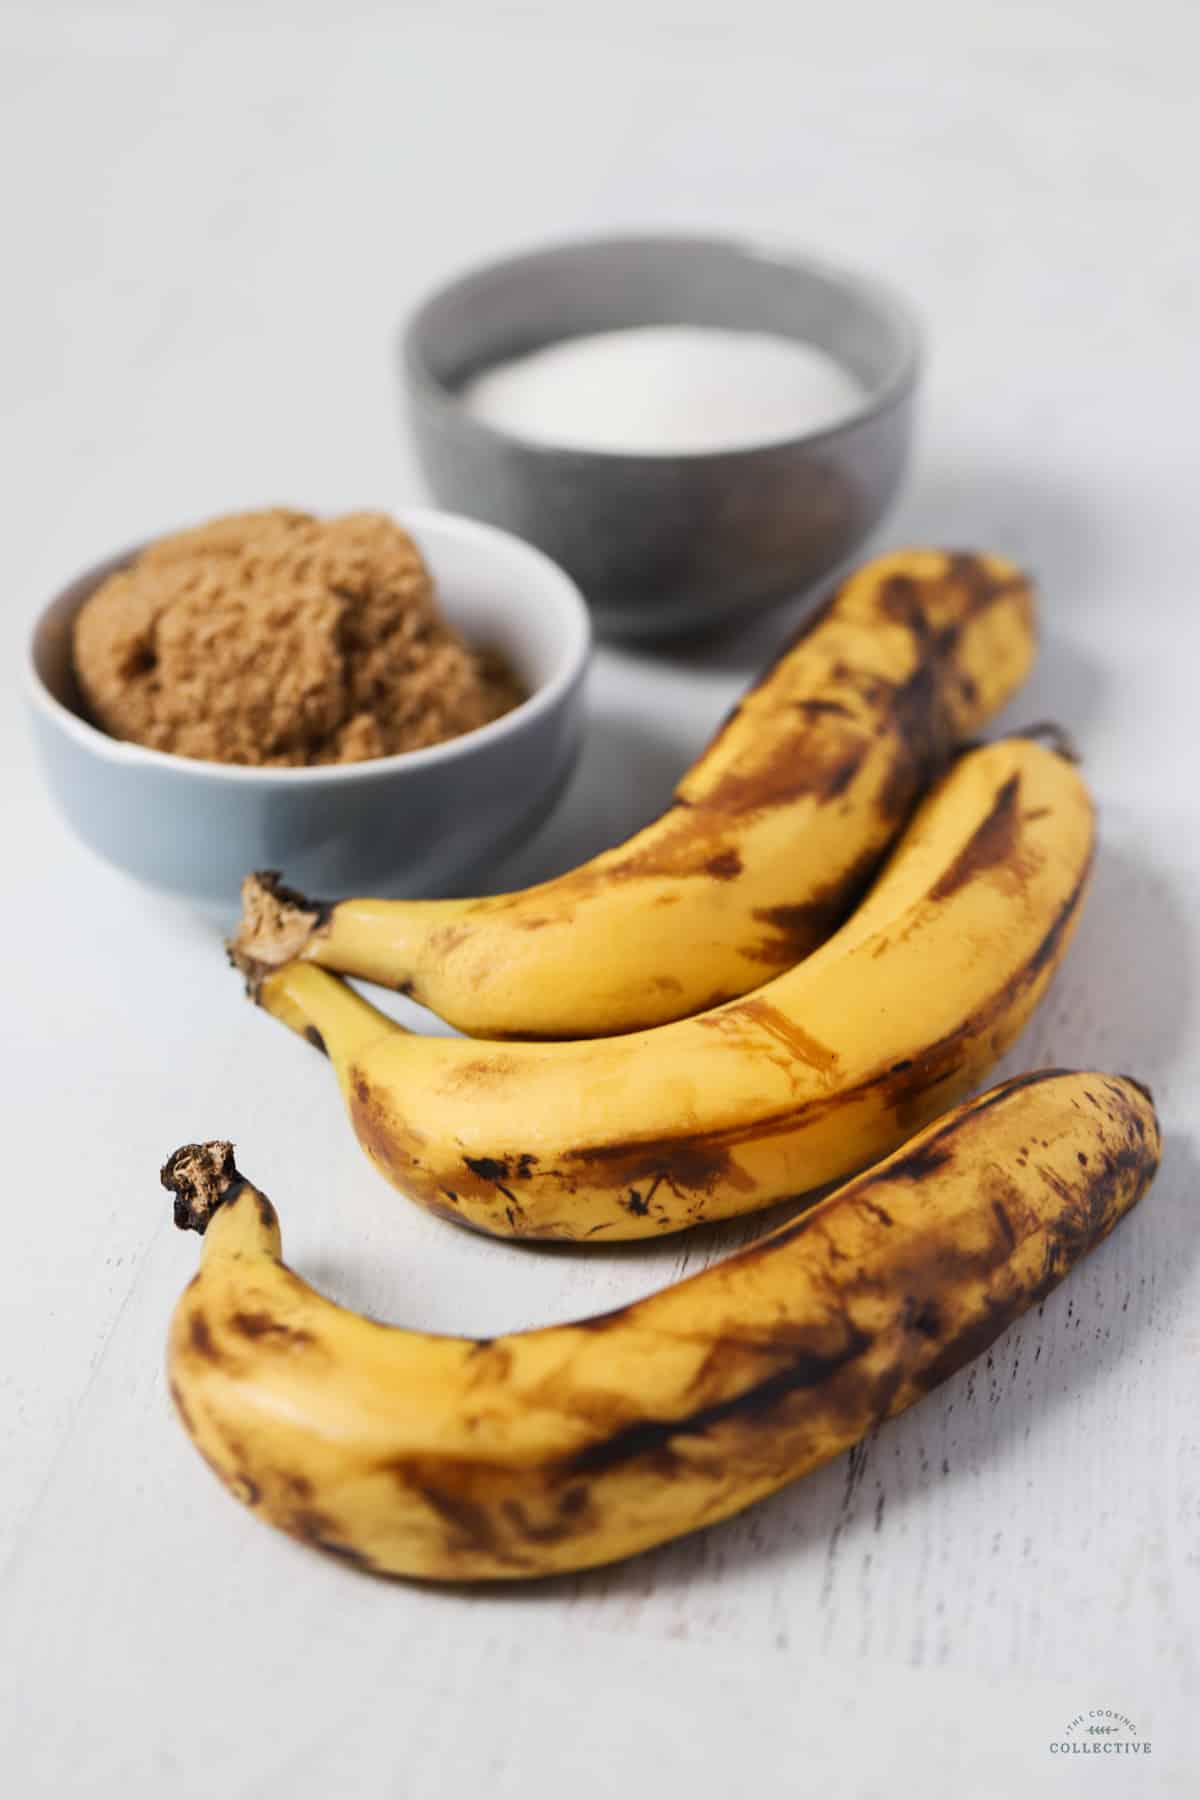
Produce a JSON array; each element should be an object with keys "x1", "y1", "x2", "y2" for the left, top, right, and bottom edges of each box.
[{"x1": 2, "y1": 4, "x2": 1197, "y2": 1793}]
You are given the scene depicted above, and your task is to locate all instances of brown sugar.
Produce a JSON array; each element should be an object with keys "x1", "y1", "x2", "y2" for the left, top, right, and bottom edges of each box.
[{"x1": 71, "y1": 509, "x2": 525, "y2": 766}]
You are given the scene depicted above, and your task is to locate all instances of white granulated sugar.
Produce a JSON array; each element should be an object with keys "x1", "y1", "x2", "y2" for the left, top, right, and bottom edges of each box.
[{"x1": 461, "y1": 325, "x2": 866, "y2": 455}]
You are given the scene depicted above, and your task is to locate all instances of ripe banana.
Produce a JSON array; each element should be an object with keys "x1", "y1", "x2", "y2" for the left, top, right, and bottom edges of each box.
[
  {"x1": 250, "y1": 737, "x2": 1094, "y2": 1241},
  {"x1": 230, "y1": 549, "x2": 1036, "y2": 1038},
  {"x1": 164, "y1": 1071, "x2": 1160, "y2": 1581}
]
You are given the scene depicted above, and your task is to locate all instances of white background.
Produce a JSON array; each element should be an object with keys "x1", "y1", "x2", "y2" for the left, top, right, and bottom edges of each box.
[{"x1": 2, "y1": 2, "x2": 1198, "y2": 1794}]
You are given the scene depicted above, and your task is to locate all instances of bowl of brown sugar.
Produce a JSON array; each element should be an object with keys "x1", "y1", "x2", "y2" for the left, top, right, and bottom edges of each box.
[{"x1": 26, "y1": 507, "x2": 591, "y2": 912}]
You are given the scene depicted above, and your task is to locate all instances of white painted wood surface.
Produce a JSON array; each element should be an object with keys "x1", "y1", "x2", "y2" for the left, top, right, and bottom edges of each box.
[{"x1": 2, "y1": 3, "x2": 1197, "y2": 1792}]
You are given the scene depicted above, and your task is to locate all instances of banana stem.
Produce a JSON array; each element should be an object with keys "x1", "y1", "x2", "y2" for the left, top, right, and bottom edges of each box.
[
  {"x1": 161, "y1": 1141, "x2": 281, "y2": 1259},
  {"x1": 257, "y1": 961, "x2": 405, "y2": 1066},
  {"x1": 1016, "y1": 722, "x2": 1081, "y2": 764},
  {"x1": 227, "y1": 872, "x2": 330, "y2": 990},
  {"x1": 229, "y1": 872, "x2": 438, "y2": 995}
]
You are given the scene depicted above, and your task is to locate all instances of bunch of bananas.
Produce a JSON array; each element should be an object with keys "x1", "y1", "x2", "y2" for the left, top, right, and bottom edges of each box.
[{"x1": 166, "y1": 548, "x2": 1161, "y2": 1580}]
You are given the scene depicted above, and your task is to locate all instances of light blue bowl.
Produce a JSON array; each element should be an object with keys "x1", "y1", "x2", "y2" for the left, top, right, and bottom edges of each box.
[{"x1": 26, "y1": 509, "x2": 591, "y2": 917}]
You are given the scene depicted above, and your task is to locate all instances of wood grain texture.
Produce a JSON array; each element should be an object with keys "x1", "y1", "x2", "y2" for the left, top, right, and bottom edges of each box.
[{"x1": 1, "y1": 2, "x2": 1198, "y2": 1794}]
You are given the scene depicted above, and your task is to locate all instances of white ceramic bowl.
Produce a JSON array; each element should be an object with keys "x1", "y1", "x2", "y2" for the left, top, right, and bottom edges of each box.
[{"x1": 26, "y1": 509, "x2": 591, "y2": 915}]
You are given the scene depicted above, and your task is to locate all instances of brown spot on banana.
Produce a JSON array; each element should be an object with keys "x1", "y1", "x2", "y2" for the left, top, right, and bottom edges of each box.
[
  {"x1": 346, "y1": 1073, "x2": 429, "y2": 1199},
  {"x1": 695, "y1": 734, "x2": 872, "y2": 813},
  {"x1": 188, "y1": 1312, "x2": 220, "y2": 1362},
  {"x1": 226, "y1": 1471, "x2": 262, "y2": 1509},
  {"x1": 228, "y1": 1310, "x2": 316, "y2": 1348},
  {"x1": 404, "y1": 1477, "x2": 517, "y2": 1565},
  {"x1": 930, "y1": 774, "x2": 1023, "y2": 900},
  {"x1": 565, "y1": 1321, "x2": 874, "y2": 1478},
  {"x1": 747, "y1": 841, "x2": 887, "y2": 968},
  {"x1": 499, "y1": 1487, "x2": 593, "y2": 1547},
  {"x1": 878, "y1": 659, "x2": 957, "y2": 819},
  {"x1": 727, "y1": 999, "x2": 841, "y2": 1075},
  {"x1": 287, "y1": 1509, "x2": 377, "y2": 1571}
]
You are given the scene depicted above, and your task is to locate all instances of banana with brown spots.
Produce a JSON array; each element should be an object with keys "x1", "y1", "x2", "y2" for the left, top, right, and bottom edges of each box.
[
  {"x1": 230, "y1": 550, "x2": 1036, "y2": 1038},
  {"x1": 163, "y1": 1071, "x2": 1159, "y2": 1581},
  {"x1": 247, "y1": 738, "x2": 1094, "y2": 1241}
]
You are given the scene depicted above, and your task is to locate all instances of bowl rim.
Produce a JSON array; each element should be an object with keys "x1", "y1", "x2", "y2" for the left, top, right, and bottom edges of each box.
[
  {"x1": 24, "y1": 506, "x2": 592, "y2": 785},
  {"x1": 401, "y1": 229, "x2": 923, "y2": 466}
]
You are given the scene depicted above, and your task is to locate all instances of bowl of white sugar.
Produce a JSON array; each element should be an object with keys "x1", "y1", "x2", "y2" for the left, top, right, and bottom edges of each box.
[{"x1": 401, "y1": 235, "x2": 920, "y2": 639}]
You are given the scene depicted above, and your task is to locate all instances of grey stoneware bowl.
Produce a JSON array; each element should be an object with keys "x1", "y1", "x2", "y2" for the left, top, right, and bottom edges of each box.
[
  {"x1": 401, "y1": 233, "x2": 921, "y2": 640},
  {"x1": 26, "y1": 509, "x2": 591, "y2": 916}
]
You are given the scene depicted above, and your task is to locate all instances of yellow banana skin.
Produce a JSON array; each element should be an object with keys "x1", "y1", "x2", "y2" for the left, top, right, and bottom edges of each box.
[
  {"x1": 253, "y1": 739, "x2": 1094, "y2": 1242},
  {"x1": 230, "y1": 550, "x2": 1036, "y2": 1038},
  {"x1": 163, "y1": 1073, "x2": 1160, "y2": 1582}
]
